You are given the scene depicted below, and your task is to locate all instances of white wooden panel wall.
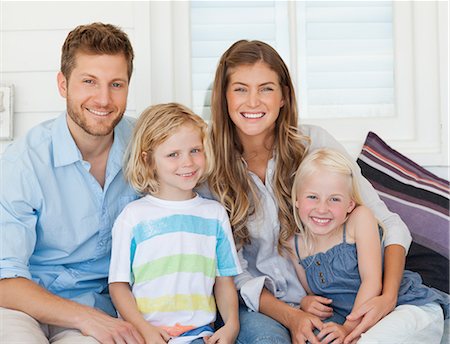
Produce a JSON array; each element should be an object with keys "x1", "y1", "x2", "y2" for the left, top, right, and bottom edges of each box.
[{"x1": 0, "y1": 1, "x2": 151, "y2": 152}]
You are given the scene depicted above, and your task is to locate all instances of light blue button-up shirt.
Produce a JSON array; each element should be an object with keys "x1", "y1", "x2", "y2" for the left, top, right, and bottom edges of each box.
[{"x1": 0, "y1": 113, "x2": 138, "y2": 316}]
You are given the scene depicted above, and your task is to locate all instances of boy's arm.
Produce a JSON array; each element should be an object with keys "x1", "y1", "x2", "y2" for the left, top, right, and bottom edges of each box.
[
  {"x1": 109, "y1": 282, "x2": 170, "y2": 344},
  {"x1": 206, "y1": 276, "x2": 239, "y2": 344}
]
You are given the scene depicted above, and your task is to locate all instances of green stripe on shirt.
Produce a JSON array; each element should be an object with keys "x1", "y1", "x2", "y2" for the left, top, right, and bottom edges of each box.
[
  {"x1": 137, "y1": 294, "x2": 216, "y2": 313},
  {"x1": 133, "y1": 254, "x2": 216, "y2": 283}
]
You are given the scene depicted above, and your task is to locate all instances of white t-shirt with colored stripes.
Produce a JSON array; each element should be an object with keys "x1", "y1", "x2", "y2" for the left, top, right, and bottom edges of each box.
[{"x1": 109, "y1": 194, "x2": 241, "y2": 343}]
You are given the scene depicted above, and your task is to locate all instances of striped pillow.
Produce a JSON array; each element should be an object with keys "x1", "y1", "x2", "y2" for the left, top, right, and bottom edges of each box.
[{"x1": 357, "y1": 132, "x2": 449, "y2": 293}]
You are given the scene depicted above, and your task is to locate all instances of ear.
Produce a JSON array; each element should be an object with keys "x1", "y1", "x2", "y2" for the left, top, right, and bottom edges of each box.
[
  {"x1": 347, "y1": 200, "x2": 356, "y2": 214},
  {"x1": 141, "y1": 151, "x2": 148, "y2": 163},
  {"x1": 57, "y1": 72, "x2": 68, "y2": 98},
  {"x1": 295, "y1": 199, "x2": 300, "y2": 209}
]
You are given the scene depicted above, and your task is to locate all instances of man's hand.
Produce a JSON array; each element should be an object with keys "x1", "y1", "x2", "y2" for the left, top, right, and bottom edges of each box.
[
  {"x1": 78, "y1": 307, "x2": 144, "y2": 344},
  {"x1": 343, "y1": 294, "x2": 395, "y2": 344},
  {"x1": 300, "y1": 295, "x2": 333, "y2": 320}
]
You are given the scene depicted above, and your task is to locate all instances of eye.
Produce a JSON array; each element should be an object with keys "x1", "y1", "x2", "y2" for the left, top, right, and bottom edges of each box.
[
  {"x1": 191, "y1": 148, "x2": 202, "y2": 154},
  {"x1": 233, "y1": 87, "x2": 247, "y2": 92},
  {"x1": 167, "y1": 152, "x2": 178, "y2": 158},
  {"x1": 330, "y1": 197, "x2": 341, "y2": 202},
  {"x1": 260, "y1": 86, "x2": 274, "y2": 93},
  {"x1": 306, "y1": 195, "x2": 317, "y2": 200},
  {"x1": 112, "y1": 82, "x2": 123, "y2": 88},
  {"x1": 83, "y1": 79, "x2": 94, "y2": 85}
]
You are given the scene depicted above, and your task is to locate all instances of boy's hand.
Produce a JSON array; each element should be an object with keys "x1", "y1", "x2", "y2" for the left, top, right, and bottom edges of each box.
[
  {"x1": 300, "y1": 295, "x2": 333, "y2": 320},
  {"x1": 141, "y1": 324, "x2": 171, "y2": 344},
  {"x1": 203, "y1": 322, "x2": 239, "y2": 344},
  {"x1": 317, "y1": 322, "x2": 350, "y2": 344}
]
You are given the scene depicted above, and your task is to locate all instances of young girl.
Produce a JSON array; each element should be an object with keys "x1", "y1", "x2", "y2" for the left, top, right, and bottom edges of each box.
[
  {"x1": 290, "y1": 148, "x2": 449, "y2": 344},
  {"x1": 109, "y1": 103, "x2": 241, "y2": 344}
]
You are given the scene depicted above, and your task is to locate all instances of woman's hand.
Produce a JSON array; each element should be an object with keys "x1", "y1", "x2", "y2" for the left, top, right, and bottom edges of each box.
[
  {"x1": 285, "y1": 307, "x2": 323, "y2": 344},
  {"x1": 300, "y1": 295, "x2": 333, "y2": 320},
  {"x1": 343, "y1": 294, "x2": 396, "y2": 344},
  {"x1": 317, "y1": 322, "x2": 351, "y2": 344}
]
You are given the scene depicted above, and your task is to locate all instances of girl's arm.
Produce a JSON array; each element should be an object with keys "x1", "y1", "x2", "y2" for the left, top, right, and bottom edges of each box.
[
  {"x1": 344, "y1": 244, "x2": 404, "y2": 344},
  {"x1": 109, "y1": 282, "x2": 170, "y2": 344},
  {"x1": 206, "y1": 276, "x2": 239, "y2": 344},
  {"x1": 345, "y1": 206, "x2": 383, "y2": 330},
  {"x1": 288, "y1": 237, "x2": 333, "y2": 320},
  {"x1": 317, "y1": 206, "x2": 382, "y2": 344}
]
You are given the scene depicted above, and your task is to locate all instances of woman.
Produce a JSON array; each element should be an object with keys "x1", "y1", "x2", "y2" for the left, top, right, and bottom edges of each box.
[{"x1": 207, "y1": 40, "x2": 413, "y2": 344}]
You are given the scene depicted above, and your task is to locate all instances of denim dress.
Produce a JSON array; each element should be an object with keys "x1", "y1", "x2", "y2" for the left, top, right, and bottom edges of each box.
[{"x1": 294, "y1": 225, "x2": 450, "y2": 321}]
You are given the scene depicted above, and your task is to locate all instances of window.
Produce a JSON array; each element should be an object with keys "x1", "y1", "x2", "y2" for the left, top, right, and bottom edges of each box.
[{"x1": 188, "y1": 1, "x2": 447, "y2": 166}]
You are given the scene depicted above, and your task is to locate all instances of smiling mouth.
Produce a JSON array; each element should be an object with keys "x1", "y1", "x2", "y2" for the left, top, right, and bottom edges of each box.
[
  {"x1": 87, "y1": 108, "x2": 112, "y2": 116},
  {"x1": 177, "y1": 171, "x2": 197, "y2": 177},
  {"x1": 241, "y1": 112, "x2": 265, "y2": 119},
  {"x1": 311, "y1": 217, "x2": 331, "y2": 225}
]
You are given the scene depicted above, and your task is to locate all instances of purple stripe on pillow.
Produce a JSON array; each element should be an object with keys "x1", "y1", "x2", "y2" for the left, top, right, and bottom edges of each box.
[
  {"x1": 380, "y1": 195, "x2": 449, "y2": 259},
  {"x1": 359, "y1": 155, "x2": 449, "y2": 198},
  {"x1": 363, "y1": 132, "x2": 449, "y2": 190},
  {"x1": 371, "y1": 180, "x2": 449, "y2": 216}
]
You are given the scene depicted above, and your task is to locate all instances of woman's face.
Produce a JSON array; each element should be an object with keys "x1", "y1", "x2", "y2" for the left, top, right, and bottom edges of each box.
[{"x1": 225, "y1": 61, "x2": 284, "y2": 141}]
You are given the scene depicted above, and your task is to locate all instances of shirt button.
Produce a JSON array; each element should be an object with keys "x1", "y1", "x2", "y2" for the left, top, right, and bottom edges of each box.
[{"x1": 316, "y1": 261, "x2": 321, "y2": 266}]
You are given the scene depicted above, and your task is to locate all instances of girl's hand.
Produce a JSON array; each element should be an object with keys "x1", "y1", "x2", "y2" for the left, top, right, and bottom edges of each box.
[
  {"x1": 317, "y1": 322, "x2": 350, "y2": 344},
  {"x1": 300, "y1": 295, "x2": 333, "y2": 320},
  {"x1": 343, "y1": 294, "x2": 396, "y2": 344},
  {"x1": 141, "y1": 324, "x2": 171, "y2": 344},
  {"x1": 203, "y1": 322, "x2": 239, "y2": 344}
]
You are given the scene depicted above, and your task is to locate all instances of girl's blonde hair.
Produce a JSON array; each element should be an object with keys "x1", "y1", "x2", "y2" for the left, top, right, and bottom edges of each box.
[
  {"x1": 208, "y1": 39, "x2": 310, "y2": 252},
  {"x1": 125, "y1": 103, "x2": 214, "y2": 195},
  {"x1": 292, "y1": 148, "x2": 364, "y2": 252}
]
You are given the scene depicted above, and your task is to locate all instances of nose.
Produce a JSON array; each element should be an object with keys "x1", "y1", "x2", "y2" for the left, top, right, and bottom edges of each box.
[
  {"x1": 93, "y1": 85, "x2": 112, "y2": 108},
  {"x1": 247, "y1": 89, "x2": 261, "y2": 107},
  {"x1": 181, "y1": 154, "x2": 194, "y2": 167},
  {"x1": 316, "y1": 200, "x2": 328, "y2": 213}
]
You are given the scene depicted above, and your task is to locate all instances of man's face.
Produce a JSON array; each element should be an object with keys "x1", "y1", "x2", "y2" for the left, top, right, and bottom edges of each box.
[{"x1": 57, "y1": 53, "x2": 129, "y2": 139}]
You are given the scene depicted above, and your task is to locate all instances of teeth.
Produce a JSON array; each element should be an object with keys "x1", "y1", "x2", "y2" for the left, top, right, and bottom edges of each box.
[
  {"x1": 241, "y1": 112, "x2": 264, "y2": 119},
  {"x1": 312, "y1": 217, "x2": 330, "y2": 224},
  {"x1": 88, "y1": 108, "x2": 110, "y2": 116},
  {"x1": 178, "y1": 172, "x2": 195, "y2": 177}
]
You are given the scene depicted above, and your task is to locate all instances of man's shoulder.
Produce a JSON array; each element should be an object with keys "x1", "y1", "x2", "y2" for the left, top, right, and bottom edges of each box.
[{"x1": 1, "y1": 117, "x2": 57, "y2": 163}]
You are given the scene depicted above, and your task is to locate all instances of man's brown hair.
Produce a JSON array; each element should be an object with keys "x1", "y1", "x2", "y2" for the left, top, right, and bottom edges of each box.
[{"x1": 61, "y1": 22, "x2": 134, "y2": 81}]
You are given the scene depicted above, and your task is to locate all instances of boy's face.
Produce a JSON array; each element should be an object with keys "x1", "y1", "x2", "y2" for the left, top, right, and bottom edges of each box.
[
  {"x1": 57, "y1": 52, "x2": 129, "y2": 139},
  {"x1": 296, "y1": 170, "x2": 356, "y2": 238},
  {"x1": 152, "y1": 124, "x2": 206, "y2": 201}
]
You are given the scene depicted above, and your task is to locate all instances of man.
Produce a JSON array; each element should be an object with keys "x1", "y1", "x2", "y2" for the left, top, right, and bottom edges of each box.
[{"x1": 0, "y1": 23, "x2": 143, "y2": 343}]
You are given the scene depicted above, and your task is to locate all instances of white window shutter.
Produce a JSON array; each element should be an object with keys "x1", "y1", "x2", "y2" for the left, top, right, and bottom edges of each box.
[{"x1": 190, "y1": 1, "x2": 289, "y2": 120}]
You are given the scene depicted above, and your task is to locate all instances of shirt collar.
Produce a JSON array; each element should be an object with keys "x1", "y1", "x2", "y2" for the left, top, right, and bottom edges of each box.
[
  {"x1": 51, "y1": 113, "x2": 132, "y2": 170},
  {"x1": 52, "y1": 113, "x2": 82, "y2": 168}
]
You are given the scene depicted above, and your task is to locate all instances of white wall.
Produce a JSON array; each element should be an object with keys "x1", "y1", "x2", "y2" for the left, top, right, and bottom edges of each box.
[{"x1": 0, "y1": 1, "x2": 448, "y2": 179}]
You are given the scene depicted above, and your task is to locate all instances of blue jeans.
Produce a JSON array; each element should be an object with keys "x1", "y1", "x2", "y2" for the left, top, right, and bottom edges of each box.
[
  {"x1": 236, "y1": 304, "x2": 291, "y2": 343},
  {"x1": 235, "y1": 304, "x2": 346, "y2": 344}
]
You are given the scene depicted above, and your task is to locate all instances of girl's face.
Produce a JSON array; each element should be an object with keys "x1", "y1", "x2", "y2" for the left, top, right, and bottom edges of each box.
[
  {"x1": 225, "y1": 61, "x2": 284, "y2": 141},
  {"x1": 296, "y1": 169, "x2": 356, "y2": 238},
  {"x1": 152, "y1": 124, "x2": 206, "y2": 201}
]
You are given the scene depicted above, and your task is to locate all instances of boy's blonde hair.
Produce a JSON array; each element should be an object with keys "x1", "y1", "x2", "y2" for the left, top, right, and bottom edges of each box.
[
  {"x1": 292, "y1": 148, "x2": 364, "y2": 251},
  {"x1": 125, "y1": 103, "x2": 214, "y2": 195}
]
